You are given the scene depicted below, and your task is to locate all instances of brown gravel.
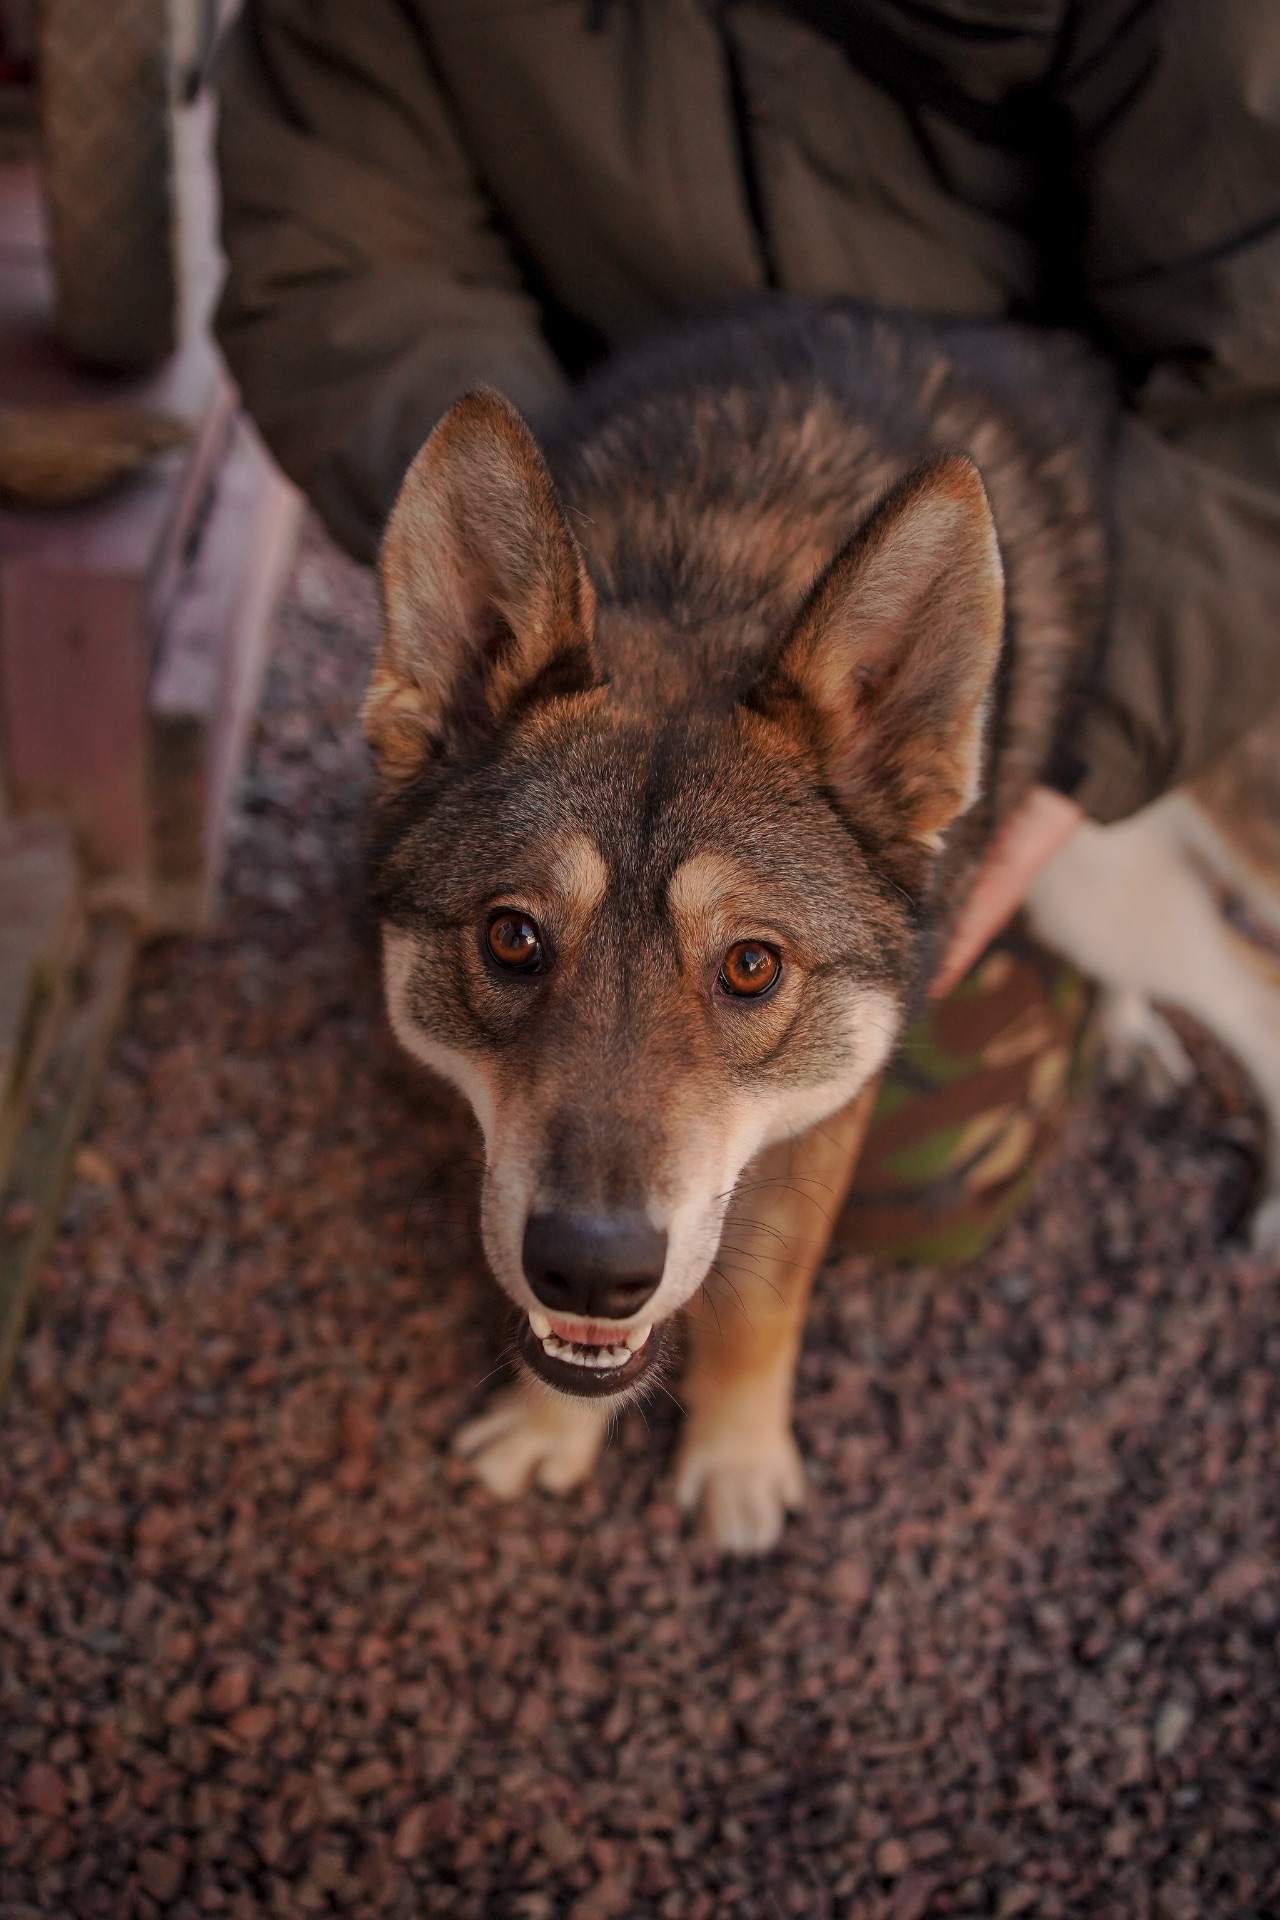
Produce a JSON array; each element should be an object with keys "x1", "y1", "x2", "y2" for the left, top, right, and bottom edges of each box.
[{"x1": 3, "y1": 521, "x2": 1280, "y2": 1920}]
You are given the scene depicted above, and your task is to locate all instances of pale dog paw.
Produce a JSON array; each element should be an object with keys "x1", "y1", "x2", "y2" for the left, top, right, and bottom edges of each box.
[
  {"x1": 1248, "y1": 1188, "x2": 1280, "y2": 1258},
  {"x1": 452, "y1": 1387, "x2": 609, "y2": 1498},
  {"x1": 1096, "y1": 987, "x2": 1194, "y2": 1100},
  {"x1": 675, "y1": 1427, "x2": 806, "y2": 1555}
]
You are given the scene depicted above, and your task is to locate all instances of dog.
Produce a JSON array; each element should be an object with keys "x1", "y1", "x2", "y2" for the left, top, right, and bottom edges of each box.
[
  {"x1": 362, "y1": 299, "x2": 1276, "y2": 1553},
  {"x1": 1027, "y1": 707, "x2": 1280, "y2": 1253}
]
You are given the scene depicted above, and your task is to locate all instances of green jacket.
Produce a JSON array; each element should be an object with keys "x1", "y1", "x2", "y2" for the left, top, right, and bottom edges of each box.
[{"x1": 215, "y1": 0, "x2": 1280, "y2": 821}]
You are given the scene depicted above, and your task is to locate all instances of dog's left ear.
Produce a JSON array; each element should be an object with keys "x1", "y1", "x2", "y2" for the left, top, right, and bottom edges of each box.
[
  {"x1": 365, "y1": 389, "x2": 598, "y2": 780},
  {"x1": 750, "y1": 453, "x2": 1004, "y2": 849}
]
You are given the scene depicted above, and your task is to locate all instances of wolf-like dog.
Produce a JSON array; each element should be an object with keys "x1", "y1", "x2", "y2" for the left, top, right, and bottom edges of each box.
[{"x1": 363, "y1": 300, "x2": 1279, "y2": 1552}]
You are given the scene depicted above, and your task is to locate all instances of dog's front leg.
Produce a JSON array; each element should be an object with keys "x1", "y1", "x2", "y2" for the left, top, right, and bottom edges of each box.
[
  {"x1": 453, "y1": 1383, "x2": 611, "y2": 1498},
  {"x1": 676, "y1": 1084, "x2": 878, "y2": 1553}
]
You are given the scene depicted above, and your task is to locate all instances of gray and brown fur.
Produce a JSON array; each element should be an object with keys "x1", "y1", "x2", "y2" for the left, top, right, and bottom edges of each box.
[{"x1": 365, "y1": 299, "x2": 1114, "y2": 1548}]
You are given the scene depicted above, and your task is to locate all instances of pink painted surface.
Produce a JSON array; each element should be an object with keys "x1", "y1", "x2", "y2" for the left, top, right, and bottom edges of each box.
[
  {"x1": 198, "y1": 434, "x2": 303, "y2": 893},
  {"x1": 0, "y1": 565, "x2": 150, "y2": 878},
  {"x1": 0, "y1": 96, "x2": 239, "y2": 887},
  {"x1": 149, "y1": 419, "x2": 303, "y2": 928}
]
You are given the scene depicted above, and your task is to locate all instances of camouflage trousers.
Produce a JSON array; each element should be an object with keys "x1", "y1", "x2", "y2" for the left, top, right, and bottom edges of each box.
[{"x1": 835, "y1": 923, "x2": 1091, "y2": 1266}]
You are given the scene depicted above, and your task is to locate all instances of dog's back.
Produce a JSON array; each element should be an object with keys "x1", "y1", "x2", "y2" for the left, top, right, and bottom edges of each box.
[{"x1": 544, "y1": 299, "x2": 1112, "y2": 925}]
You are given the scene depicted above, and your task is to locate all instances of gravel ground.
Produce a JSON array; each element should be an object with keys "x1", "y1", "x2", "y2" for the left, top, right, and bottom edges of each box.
[{"x1": 3, "y1": 521, "x2": 1279, "y2": 1920}]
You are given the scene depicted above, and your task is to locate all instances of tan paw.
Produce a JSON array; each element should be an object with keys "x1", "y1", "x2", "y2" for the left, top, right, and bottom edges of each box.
[
  {"x1": 674, "y1": 1426, "x2": 806, "y2": 1554},
  {"x1": 1097, "y1": 987, "x2": 1194, "y2": 1098},
  {"x1": 452, "y1": 1386, "x2": 609, "y2": 1498}
]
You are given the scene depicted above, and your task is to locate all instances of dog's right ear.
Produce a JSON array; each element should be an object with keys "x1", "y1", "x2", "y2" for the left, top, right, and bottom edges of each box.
[{"x1": 364, "y1": 390, "x2": 599, "y2": 781}]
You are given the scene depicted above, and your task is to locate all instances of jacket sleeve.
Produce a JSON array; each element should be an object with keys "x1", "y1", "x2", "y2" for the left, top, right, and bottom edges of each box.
[
  {"x1": 214, "y1": 0, "x2": 567, "y2": 562},
  {"x1": 1054, "y1": 0, "x2": 1280, "y2": 821}
]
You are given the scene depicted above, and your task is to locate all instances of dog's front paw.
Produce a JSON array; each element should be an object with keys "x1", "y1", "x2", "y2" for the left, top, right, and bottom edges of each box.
[
  {"x1": 453, "y1": 1387, "x2": 609, "y2": 1498},
  {"x1": 675, "y1": 1426, "x2": 806, "y2": 1554}
]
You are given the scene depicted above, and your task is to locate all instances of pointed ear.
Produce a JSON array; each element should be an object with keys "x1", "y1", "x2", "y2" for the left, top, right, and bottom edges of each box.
[
  {"x1": 750, "y1": 454, "x2": 1004, "y2": 850},
  {"x1": 363, "y1": 389, "x2": 599, "y2": 779}
]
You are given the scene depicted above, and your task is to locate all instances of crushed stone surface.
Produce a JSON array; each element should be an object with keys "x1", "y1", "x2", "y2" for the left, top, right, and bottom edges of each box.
[{"x1": 2, "y1": 522, "x2": 1279, "y2": 1920}]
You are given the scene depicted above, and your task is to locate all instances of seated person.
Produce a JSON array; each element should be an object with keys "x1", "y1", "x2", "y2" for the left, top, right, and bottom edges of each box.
[{"x1": 214, "y1": 0, "x2": 1280, "y2": 1255}]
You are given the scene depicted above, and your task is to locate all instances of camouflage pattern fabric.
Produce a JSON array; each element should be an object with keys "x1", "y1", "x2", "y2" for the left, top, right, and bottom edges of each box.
[{"x1": 835, "y1": 926, "x2": 1092, "y2": 1265}]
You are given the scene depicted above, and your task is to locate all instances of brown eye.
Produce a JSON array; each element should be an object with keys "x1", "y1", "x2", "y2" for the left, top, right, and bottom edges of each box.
[
  {"x1": 719, "y1": 941, "x2": 781, "y2": 998},
  {"x1": 486, "y1": 910, "x2": 543, "y2": 972}
]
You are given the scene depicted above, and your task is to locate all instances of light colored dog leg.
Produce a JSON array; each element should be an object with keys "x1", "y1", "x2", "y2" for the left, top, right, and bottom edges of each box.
[
  {"x1": 453, "y1": 1384, "x2": 610, "y2": 1498},
  {"x1": 1028, "y1": 793, "x2": 1280, "y2": 1252},
  {"x1": 675, "y1": 1084, "x2": 878, "y2": 1554}
]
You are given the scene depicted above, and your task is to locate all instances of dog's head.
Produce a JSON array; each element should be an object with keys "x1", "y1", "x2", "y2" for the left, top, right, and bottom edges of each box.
[{"x1": 365, "y1": 391, "x2": 1004, "y2": 1398}]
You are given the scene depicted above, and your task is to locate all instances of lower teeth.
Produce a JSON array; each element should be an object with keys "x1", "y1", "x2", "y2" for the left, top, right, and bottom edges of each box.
[
  {"x1": 541, "y1": 1335, "x2": 631, "y2": 1370},
  {"x1": 527, "y1": 1312, "x2": 654, "y2": 1372}
]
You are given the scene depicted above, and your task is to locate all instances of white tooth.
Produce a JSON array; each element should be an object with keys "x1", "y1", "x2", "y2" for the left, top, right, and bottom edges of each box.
[
  {"x1": 546, "y1": 1336, "x2": 594, "y2": 1367},
  {"x1": 610, "y1": 1346, "x2": 629, "y2": 1366},
  {"x1": 529, "y1": 1310, "x2": 552, "y2": 1340},
  {"x1": 624, "y1": 1323, "x2": 652, "y2": 1353}
]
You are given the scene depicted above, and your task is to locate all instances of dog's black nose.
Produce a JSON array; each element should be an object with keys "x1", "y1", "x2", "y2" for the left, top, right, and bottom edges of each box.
[{"x1": 523, "y1": 1211, "x2": 667, "y2": 1320}]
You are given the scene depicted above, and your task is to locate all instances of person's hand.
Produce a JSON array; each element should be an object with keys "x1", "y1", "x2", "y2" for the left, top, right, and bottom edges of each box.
[{"x1": 930, "y1": 785, "x2": 1084, "y2": 999}]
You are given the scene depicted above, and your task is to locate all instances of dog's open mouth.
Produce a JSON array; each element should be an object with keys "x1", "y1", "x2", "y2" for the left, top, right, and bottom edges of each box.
[{"x1": 518, "y1": 1309, "x2": 664, "y2": 1398}]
